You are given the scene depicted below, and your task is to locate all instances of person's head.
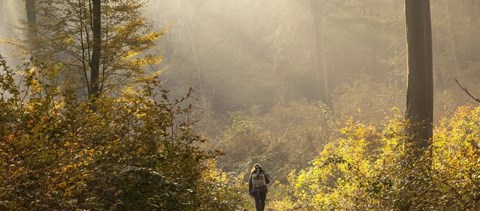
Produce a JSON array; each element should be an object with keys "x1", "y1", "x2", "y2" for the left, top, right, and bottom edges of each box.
[{"x1": 251, "y1": 163, "x2": 263, "y2": 174}]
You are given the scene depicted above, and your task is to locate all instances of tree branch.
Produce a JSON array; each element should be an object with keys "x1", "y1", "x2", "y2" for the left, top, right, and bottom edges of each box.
[{"x1": 455, "y1": 79, "x2": 480, "y2": 104}]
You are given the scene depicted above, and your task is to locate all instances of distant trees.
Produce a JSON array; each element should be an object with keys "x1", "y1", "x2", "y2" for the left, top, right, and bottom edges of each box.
[
  {"x1": 405, "y1": 0, "x2": 433, "y2": 151},
  {"x1": 144, "y1": 0, "x2": 409, "y2": 115}
]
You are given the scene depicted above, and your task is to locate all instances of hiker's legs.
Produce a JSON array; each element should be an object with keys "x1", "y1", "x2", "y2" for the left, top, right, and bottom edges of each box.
[
  {"x1": 254, "y1": 192, "x2": 267, "y2": 211},
  {"x1": 253, "y1": 192, "x2": 263, "y2": 211},
  {"x1": 259, "y1": 192, "x2": 266, "y2": 211},
  {"x1": 254, "y1": 193, "x2": 261, "y2": 211}
]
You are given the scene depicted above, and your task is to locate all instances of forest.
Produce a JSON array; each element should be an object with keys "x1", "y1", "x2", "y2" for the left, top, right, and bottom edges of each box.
[{"x1": 1, "y1": 0, "x2": 480, "y2": 210}]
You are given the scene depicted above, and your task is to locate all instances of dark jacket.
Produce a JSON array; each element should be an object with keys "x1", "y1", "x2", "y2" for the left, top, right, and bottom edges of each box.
[{"x1": 248, "y1": 170, "x2": 270, "y2": 194}]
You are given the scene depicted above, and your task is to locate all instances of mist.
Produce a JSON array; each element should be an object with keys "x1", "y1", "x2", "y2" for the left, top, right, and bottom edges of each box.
[
  {"x1": 137, "y1": 0, "x2": 478, "y2": 121},
  {"x1": 1, "y1": 0, "x2": 477, "y2": 117}
]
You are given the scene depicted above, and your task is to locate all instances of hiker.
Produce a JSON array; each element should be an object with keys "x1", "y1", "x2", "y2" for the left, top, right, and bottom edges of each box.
[{"x1": 248, "y1": 163, "x2": 271, "y2": 211}]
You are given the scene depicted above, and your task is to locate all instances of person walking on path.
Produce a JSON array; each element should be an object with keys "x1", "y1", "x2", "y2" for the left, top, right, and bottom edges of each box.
[{"x1": 248, "y1": 163, "x2": 271, "y2": 211}]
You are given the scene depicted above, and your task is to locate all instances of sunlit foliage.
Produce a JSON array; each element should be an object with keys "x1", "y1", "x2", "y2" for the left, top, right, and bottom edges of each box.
[
  {"x1": 275, "y1": 108, "x2": 480, "y2": 210},
  {"x1": 29, "y1": 0, "x2": 163, "y2": 97},
  {"x1": 0, "y1": 57, "x2": 247, "y2": 210}
]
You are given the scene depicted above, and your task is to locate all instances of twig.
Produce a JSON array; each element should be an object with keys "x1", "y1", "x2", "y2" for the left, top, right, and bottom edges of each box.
[{"x1": 455, "y1": 79, "x2": 480, "y2": 104}]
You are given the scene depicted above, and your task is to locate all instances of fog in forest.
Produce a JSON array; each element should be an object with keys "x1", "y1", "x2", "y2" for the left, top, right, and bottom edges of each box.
[
  {"x1": 138, "y1": 0, "x2": 480, "y2": 181},
  {"x1": 1, "y1": 1, "x2": 480, "y2": 209},
  {"x1": 140, "y1": 0, "x2": 479, "y2": 119},
  {"x1": 1, "y1": 0, "x2": 479, "y2": 119}
]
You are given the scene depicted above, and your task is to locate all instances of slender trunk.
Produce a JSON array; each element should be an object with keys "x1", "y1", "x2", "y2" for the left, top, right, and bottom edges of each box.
[
  {"x1": 319, "y1": 18, "x2": 332, "y2": 110},
  {"x1": 469, "y1": 0, "x2": 474, "y2": 64},
  {"x1": 186, "y1": 21, "x2": 207, "y2": 105},
  {"x1": 369, "y1": 7, "x2": 378, "y2": 74},
  {"x1": 220, "y1": 0, "x2": 225, "y2": 80},
  {"x1": 405, "y1": 0, "x2": 433, "y2": 152},
  {"x1": 164, "y1": 0, "x2": 172, "y2": 65},
  {"x1": 90, "y1": 0, "x2": 101, "y2": 96},
  {"x1": 0, "y1": 0, "x2": 4, "y2": 34},
  {"x1": 0, "y1": 0, "x2": 4, "y2": 54},
  {"x1": 444, "y1": 0, "x2": 460, "y2": 77},
  {"x1": 310, "y1": 0, "x2": 333, "y2": 110},
  {"x1": 434, "y1": 33, "x2": 446, "y2": 91},
  {"x1": 25, "y1": 0, "x2": 37, "y2": 49},
  {"x1": 371, "y1": 42, "x2": 378, "y2": 74}
]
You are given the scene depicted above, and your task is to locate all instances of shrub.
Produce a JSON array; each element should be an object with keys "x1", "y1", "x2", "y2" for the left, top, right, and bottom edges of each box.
[
  {"x1": 0, "y1": 56, "x2": 247, "y2": 210},
  {"x1": 278, "y1": 107, "x2": 480, "y2": 210}
]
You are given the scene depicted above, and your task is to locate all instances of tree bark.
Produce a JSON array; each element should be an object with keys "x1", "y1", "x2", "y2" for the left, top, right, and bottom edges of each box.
[
  {"x1": 405, "y1": 0, "x2": 433, "y2": 151},
  {"x1": 90, "y1": 0, "x2": 101, "y2": 96}
]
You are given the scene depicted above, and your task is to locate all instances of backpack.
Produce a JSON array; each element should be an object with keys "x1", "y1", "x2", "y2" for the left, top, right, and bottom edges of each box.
[{"x1": 252, "y1": 173, "x2": 266, "y2": 188}]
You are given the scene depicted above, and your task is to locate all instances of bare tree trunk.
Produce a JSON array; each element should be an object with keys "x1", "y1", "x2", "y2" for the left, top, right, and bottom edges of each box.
[
  {"x1": 0, "y1": 0, "x2": 4, "y2": 54},
  {"x1": 367, "y1": 7, "x2": 378, "y2": 74},
  {"x1": 90, "y1": 0, "x2": 101, "y2": 96},
  {"x1": 371, "y1": 41, "x2": 378, "y2": 73},
  {"x1": 25, "y1": 0, "x2": 37, "y2": 49},
  {"x1": 184, "y1": 13, "x2": 209, "y2": 109},
  {"x1": 405, "y1": 0, "x2": 433, "y2": 152},
  {"x1": 310, "y1": 0, "x2": 333, "y2": 110},
  {"x1": 163, "y1": 0, "x2": 172, "y2": 65}
]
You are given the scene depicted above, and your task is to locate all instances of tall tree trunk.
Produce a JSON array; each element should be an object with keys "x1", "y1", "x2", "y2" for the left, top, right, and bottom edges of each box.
[
  {"x1": 25, "y1": 0, "x2": 37, "y2": 49},
  {"x1": 310, "y1": 0, "x2": 333, "y2": 110},
  {"x1": 90, "y1": 0, "x2": 101, "y2": 96},
  {"x1": 405, "y1": 0, "x2": 433, "y2": 152}
]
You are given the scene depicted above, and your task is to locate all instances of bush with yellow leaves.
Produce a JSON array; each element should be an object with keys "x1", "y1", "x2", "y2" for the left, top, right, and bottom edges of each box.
[
  {"x1": 0, "y1": 56, "x2": 247, "y2": 210},
  {"x1": 276, "y1": 108, "x2": 480, "y2": 210}
]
